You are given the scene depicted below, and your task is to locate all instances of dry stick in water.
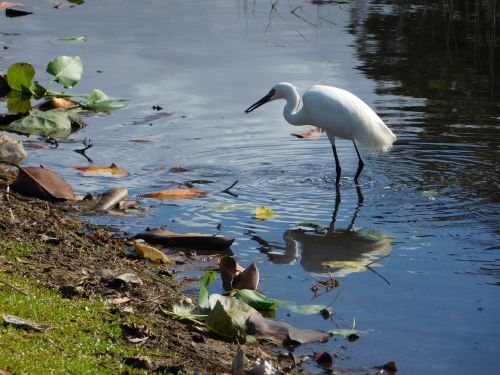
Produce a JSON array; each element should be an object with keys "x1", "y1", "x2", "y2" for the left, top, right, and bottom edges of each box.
[{"x1": 221, "y1": 180, "x2": 239, "y2": 197}]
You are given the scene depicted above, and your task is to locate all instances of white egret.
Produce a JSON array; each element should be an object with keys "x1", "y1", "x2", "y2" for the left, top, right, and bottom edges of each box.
[{"x1": 245, "y1": 82, "x2": 397, "y2": 184}]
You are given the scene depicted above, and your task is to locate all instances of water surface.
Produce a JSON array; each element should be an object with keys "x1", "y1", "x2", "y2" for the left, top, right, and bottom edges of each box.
[{"x1": 1, "y1": 1, "x2": 498, "y2": 373}]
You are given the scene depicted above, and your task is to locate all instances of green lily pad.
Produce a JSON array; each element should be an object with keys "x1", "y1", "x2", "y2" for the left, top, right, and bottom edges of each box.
[
  {"x1": 79, "y1": 89, "x2": 127, "y2": 111},
  {"x1": 6, "y1": 62, "x2": 35, "y2": 93},
  {"x1": 46, "y1": 56, "x2": 83, "y2": 89},
  {"x1": 6, "y1": 109, "x2": 76, "y2": 138}
]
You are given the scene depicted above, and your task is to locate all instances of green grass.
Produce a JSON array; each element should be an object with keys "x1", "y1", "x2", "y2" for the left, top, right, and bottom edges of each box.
[
  {"x1": 0, "y1": 240, "x2": 36, "y2": 259},
  {"x1": 0, "y1": 274, "x2": 153, "y2": 374}
]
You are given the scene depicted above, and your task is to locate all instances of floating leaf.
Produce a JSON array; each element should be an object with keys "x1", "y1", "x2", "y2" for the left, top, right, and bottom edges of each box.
[
  {"x1": 58, "y1": 35, "x2": 88, "y2": 42},
  {"x1": 142, "y1": 188, "x2": 208, "y2": 199},
  {"x1": 46, "y1": 56, "x2": 83, "y2": 89},
  {"x1": 198, "y1": 271, "x2": 217, "y2": 309},
  {"x1": 6, "y1": 91, "x2": 31, "y2": 113},
  {"x1": 74, "y1": 163, "x2": 128, "y2": 177},
  {"x1": 134, "y1": 241, "x2": 171, "y2": 264},
  {"x1": 6, "y1": 62, "x2": 35, "y2": 93},
  {"x1": 285, "y1": 304, "x2": 327, "y2": 315},
  {"x1": 207, "y1": 203, "x2": 247, "y2": 212},
  {"x1": 6, "y1": 108, "x2": 73, "y2": 137},
  {"x1": 79, "y1": 89, "x2": 126, "y2": 111},
  {"x1": 255, "y1": 205, "x2": 275, "y2": 220},
  {"x1": 321, "y1": 260, "x2": 380, "y2": 271},
  {"x1": 134, "y1": 227, "x2": 234, "y2": 252},
  {"x1": 50, "y1": 97, "x2": 76, "y2": 109}
]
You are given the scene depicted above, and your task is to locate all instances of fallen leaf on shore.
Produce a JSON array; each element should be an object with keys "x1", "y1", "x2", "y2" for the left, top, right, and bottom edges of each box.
[
  {"x1": 255, "y1": 205, "x2": 275, "y2": 220},
  {"x1": 246, "y1": 313, "x2": 329, "y2": 346},
  {"x1": 111, "y1": 296, "x2": 131, "y2": 305},
  {"x1": 8, "y1": 163, "x2": 74, "y2": 201},
  {"x1": 134, "y1": 227, "x2": 234, "y2": 252},
  {"x1": 142, "y1": 188, "x2": 207, "y2": 199},
  {"x1": 93, "y1": 187, "x2": 128, "y2": 211},
  {"x1": 219, "y1": 256, "x2": 259, "y2": 291},
  {"x1": 134, "y1": 240, "x2": 172, "y2": 264},
  {"x1": 3, "y1": 315, "x2": 52, "y2": 332},
  {"x1": 74, "y1": 163, "x2": 128, "y2": 177}
]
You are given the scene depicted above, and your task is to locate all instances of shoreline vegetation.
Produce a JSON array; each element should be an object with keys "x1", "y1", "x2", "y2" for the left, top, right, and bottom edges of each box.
[{"x1": 0, "y1": 188, "x2": 299, "y2": 374}]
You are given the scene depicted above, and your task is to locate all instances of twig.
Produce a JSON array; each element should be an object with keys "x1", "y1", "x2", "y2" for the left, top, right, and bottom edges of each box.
[
  {"x1": 221, "y1": 180, "x2": 239, "y2": 198},
  {"x1": 74, "y1": 144, "x2": 93, "y2": 163},
  {"x1": 0, "y1": 279, "x2": 28, "y2": 296}
]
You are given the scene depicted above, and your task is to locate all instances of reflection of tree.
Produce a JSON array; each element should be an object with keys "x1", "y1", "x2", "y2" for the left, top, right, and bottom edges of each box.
[
  {"x1": 347, "y1": 1, "x2": 499, "y2": 200},
  {"x1": 349, "y1": 0, "x2": 498, "y2": 124}
]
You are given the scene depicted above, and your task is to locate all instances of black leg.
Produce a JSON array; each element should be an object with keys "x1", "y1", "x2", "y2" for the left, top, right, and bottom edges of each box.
[
  {"x1": 331, "y1": 142, "x2": 341, "y2": 185},
  {"x1": 352, "y1": 140, "x2": 364, "y2": 185}
]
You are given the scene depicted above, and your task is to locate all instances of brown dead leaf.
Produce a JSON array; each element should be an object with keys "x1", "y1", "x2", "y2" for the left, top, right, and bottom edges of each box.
[
  {"x1": 247, "y1": 313, "x2": 329, "y2": 346},
  {"x1": 8, "y1": 163, "x2": 74, "y2": 201},
  {"x1": 142, "y1": 188, "x2": 207, "y2": 199},
  {"x1": 51, "y1": 97, "x2": 76, "y2": 109},
  {"x1": 134, "y1": 227, "x2": 234, "y2": 252},
  {"x1": 0, "y1": 1, "x2": 24, "y2": 9},
  {"x1": 219, "y1": 256, "x2": 259, "y2": 291},
  {"x1": 74, "y1": 163, "x2": 128, "y2": 177},
  {"x1": 111, "y1": 296, "x2": 131, "y2": 305}
]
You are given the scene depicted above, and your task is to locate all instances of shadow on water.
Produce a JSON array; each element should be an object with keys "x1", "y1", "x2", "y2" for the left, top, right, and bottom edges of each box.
[{"x1": 250, "y1": 186, "x2": 393, "y2": 278}]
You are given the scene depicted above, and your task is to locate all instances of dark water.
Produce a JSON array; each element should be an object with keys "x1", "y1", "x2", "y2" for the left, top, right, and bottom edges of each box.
[{"x1": 1, "y1": 1, "x2": 499, "y2": 373}]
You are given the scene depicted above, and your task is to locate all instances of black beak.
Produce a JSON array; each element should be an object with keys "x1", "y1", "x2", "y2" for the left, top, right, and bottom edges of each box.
[{"x1": 245, "y1": 90, "x2": 274, "y2": 113}]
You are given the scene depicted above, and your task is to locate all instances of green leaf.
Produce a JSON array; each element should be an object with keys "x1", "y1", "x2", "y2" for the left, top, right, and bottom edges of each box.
[
  {"x1": 198, "y1": 271, "x2": 216, "y2": 309},
  {"x1": 46, "y1": 56, "x2": 83, "y2": 88},
  {"x1": 67, "y1": 0, "x2": 85, "y2": 4},
  {"x1": 6, "y1": 109, "x2": 74, "y2": 138},
  {"x1": 79, "y1": 89, "x2": 127, "y2": 111},
  {"x1": 6, "y1": 62, "x2": 35, "y2": 93},
  {"x1": 234, "y1": 289, "x2": 278, "y2": 311},
  {"x1": 285, "y1": 304, "x2": 326, "y2": 315},
  {"x1": 7, "y1": 91, "x2": 32, "y2": 113},
  {"x1": 58, "y1": 35, "x2": 88, "y2": 42},
  {"x1": 206, "y1": 294, "x2": 258, "y2": 342},
  {"x1": 30, "y1": 82, "x2": 47, "y2": 99}
]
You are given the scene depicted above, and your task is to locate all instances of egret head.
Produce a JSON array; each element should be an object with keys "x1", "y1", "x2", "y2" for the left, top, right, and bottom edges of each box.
[{"x1": 245, "y1": 82, "x2": 295, "y2": 113}]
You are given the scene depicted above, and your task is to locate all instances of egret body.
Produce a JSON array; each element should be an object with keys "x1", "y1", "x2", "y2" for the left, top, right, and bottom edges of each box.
[{"x1": 245, "y1": 82, "x2": 396, "y2": 184}]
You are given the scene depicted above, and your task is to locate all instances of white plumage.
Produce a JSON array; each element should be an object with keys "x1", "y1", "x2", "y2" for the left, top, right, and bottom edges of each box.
[{"x1": 245, "y1": 82, "x2": 396, "y2": 184}]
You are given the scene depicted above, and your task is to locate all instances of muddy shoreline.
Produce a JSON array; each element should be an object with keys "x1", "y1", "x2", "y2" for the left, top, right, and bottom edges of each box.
[{"x1": 0, "y1": 182, "x2": 302, "y2": 374}]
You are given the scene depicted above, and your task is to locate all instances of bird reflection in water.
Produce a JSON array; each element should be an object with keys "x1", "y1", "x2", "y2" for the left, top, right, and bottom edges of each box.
[{"x1": 249, "y1": 186, "x2": 392, "y2": 281}]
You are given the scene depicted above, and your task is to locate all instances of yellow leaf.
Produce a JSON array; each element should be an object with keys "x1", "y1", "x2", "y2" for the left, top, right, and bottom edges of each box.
[
  {"x1": 74, "y1": 163, "x2": 128, "y2": 177},
  {"x1": 142, "y1": 188, "x2": 208, "y2": 199},
  {"x1": 133, "y1": 241, "x2": 172, "y2": 264},
  {"x1": 255, "y1": 205, "x2": 275, "y2": 220}
]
